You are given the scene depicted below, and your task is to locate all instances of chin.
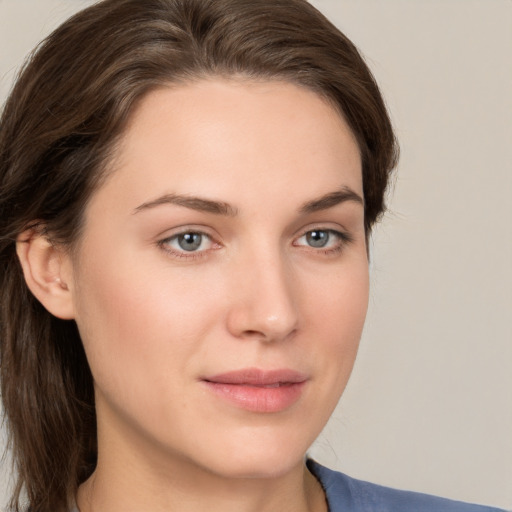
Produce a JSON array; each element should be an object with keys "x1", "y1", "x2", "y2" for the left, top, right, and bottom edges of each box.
[
  {"x1": 186, "y1": 427, "x2": 312, "y2": 481},
  {"x1": 206, "y1": 452, "x2": 304, "y2": 481}
]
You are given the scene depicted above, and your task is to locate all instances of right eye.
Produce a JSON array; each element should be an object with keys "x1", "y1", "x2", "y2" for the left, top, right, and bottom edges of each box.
[{"x1": 159, "y1": 230, "x2": 217, "y2": 257}]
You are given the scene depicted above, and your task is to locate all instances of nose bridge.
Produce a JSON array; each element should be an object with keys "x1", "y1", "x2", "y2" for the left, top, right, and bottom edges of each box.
[{"x1": 227, "y1": 241, "x2": 298, "y2": 342}]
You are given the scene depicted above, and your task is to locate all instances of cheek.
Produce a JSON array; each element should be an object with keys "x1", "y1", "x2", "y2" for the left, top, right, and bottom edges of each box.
[
  {"x1": 310, "y1": 256, "x2": 369, "y2": 332},
  {"x1": 302, "y1": 258, "x2": 369, "y2": 380},
  {"x1": 71, "y1": 249, "x2": 220, "y2": 401}
]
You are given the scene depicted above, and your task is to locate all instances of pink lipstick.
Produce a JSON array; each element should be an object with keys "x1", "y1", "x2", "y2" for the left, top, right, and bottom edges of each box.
[{"x1": 202, "y1": 368, "x2": 307, "y2": 413}]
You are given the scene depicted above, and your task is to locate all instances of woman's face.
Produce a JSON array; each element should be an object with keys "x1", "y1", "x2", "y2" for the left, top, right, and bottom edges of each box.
[{"x1": 68, "y1": 79, "x2": 368, "y2": 479}]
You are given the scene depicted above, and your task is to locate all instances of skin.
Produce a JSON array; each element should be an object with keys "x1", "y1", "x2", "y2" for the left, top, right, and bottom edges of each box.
[{"x1": 20, "y1": 79, "x2": 369, "y2": 512}]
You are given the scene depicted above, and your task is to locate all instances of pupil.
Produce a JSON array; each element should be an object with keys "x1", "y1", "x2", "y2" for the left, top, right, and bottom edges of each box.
[
  {"x1": 307, "y1": 230, "x2": 328, "y2": 248},
  {"x1": 178, "y1": 233, "x2": 202, "y2": 251}
]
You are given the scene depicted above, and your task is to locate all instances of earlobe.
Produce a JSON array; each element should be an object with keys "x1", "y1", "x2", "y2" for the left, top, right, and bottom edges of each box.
[{"x1": 16, "y1": 228, "x2": 75, "y2": 320}]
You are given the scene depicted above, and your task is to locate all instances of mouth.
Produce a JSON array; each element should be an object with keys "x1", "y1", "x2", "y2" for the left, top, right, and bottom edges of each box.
[{"x1": 202, "y1": 368, "x2": 308, "y2": 413}]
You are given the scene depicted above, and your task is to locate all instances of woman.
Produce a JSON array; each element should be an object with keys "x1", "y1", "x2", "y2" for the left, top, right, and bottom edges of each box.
[{"x1": 0, "y1": 1, "x2": 505, "y2": 511}]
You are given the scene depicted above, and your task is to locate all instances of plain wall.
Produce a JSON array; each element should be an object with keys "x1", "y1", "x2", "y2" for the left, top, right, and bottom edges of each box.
[{"x1": 1, "y1": 0, "x2": 511, "y2": 509}]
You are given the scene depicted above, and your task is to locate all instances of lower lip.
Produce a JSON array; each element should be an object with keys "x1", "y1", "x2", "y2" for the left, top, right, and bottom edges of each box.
[{"x1": 203, "y1": 381, "x2": 306, "y2": 413}]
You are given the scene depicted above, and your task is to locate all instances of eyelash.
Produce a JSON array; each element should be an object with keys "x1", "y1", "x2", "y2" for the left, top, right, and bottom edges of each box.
[
  {"x1": 293, "y1": 228, "x2": 354, "y2": 256},
  {"x1": 157, "y1": 227, "x2": 353, "y2": 260},
  {"x1": 157, "y1": 229, "x2": 219, "y2": 260}
]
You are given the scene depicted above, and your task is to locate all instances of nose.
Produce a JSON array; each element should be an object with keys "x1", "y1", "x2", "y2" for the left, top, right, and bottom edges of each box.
[{"x1": 226, "y1": 251, "x2": 299, "y2": 343}]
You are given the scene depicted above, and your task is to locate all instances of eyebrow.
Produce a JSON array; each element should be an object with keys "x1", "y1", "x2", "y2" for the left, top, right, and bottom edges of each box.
[
  {"x1": 299, "y1": 187, "x2": 364, "y2": 214},
  {"x1": 133, "y1": 194, "x2": 238, "y2": 216},
  {"x1": 132, "y1": 186, "x2": 363, "y2": 217}
]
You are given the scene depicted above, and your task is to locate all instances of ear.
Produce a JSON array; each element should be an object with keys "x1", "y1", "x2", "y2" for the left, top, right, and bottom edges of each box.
[{"x1": 16, "y1": 228, "x2": 75, "y2": 320}]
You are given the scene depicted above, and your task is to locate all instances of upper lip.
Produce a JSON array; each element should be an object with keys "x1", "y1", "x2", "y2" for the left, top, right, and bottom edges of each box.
[{"x1": 203, "y1": 368, "x2": 308, "y2": 386}]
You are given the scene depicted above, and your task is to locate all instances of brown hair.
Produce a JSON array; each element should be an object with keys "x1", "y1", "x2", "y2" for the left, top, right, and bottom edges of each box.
[{"x1": 0, "y1": 0, "x2": 398, "y2": 510}]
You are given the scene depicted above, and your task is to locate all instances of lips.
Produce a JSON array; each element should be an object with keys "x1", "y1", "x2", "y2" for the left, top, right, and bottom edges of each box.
[{"x1": 202, "y1": 368, "x2": 308, "y2": 413}]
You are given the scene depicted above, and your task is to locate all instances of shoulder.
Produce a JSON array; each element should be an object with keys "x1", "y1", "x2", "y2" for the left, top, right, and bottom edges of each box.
[{"x1": 307, "y1": 459, "x2": 507, "y2": 512}]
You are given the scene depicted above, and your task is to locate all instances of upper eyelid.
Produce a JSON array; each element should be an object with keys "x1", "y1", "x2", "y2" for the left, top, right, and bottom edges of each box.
[
  {"x1": 155, "y1": 222, "x2": 354, "y2": 244},
  {"x1": 294, "y1": 223, "x2": 350, "y2": 239},
  {"x1": 294, "y1": 228, "x2": 347, "y2": 243},
  {"x1": 160, "y1": 230, "x2": 215, "y2": 246},
  {"x1": 157, "y1": 225, "x2": 217, "y2": 241},
  {"x1": 157, "y1": 225, "x2": 349, "y2": 240}
]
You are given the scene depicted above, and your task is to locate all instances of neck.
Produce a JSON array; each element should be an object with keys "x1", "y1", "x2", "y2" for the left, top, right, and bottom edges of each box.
[
  {"x1": 77, "y1": 457, "x2": 326, "y2": 512},
  {"x1": 77, "y1": 414, "x2": 327, "y2": 512}
]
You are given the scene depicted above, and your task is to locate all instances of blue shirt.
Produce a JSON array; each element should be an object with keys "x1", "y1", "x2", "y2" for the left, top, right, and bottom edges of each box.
[{"x1": 308, "y1": 459, "x2": 506, "y2": 512}]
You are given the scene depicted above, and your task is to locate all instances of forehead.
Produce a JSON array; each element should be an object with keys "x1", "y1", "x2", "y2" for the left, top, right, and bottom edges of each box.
[{"x1": 89, "y1": 78, "x2": 362, "y2": 218}]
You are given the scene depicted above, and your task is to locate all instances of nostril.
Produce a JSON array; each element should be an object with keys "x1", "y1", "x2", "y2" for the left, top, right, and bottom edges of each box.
[
  {"x1": 242, "y1": 329, "x2": 265, "y2": 338},
  {"x1": 240, "y1": 326, "x2": 298, "y2": 343},
  {"x1": 225, "y1": 269, "x2": 299, "y2": 341}
]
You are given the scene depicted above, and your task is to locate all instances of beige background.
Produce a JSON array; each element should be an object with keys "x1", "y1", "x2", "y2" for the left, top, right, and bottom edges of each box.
[{"x1": 0, "y1": 0, "x2": 511, "y2": 510}]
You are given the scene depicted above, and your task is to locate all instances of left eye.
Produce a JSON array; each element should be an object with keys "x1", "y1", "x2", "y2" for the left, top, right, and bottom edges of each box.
[
  {"x1": 295, "y1": 229, "x2": 343, "y2": 249},
  {"x1": 162, "y1": 232, "x2": 213, "y2": 253}
]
